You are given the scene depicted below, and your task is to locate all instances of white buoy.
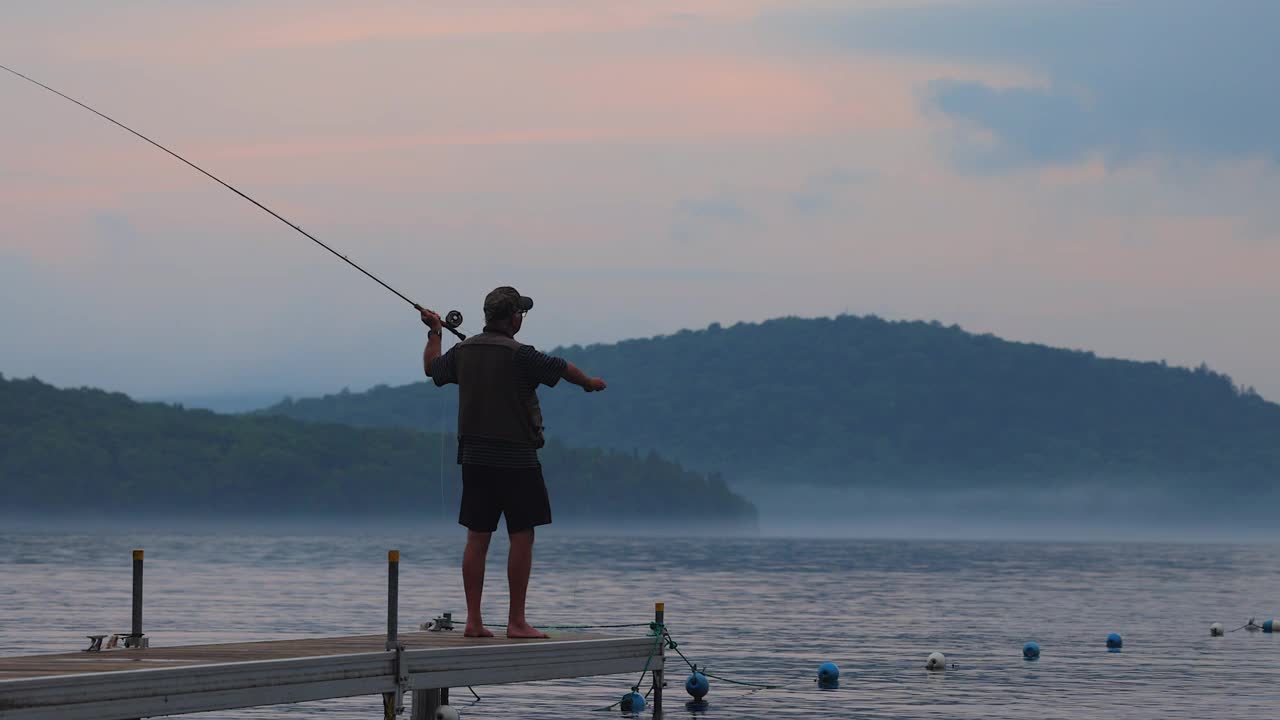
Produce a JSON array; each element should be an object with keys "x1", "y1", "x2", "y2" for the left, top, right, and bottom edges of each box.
[
  {"x1": 1210, "y1": 622, "x2": 1224, "y2": 637},
  {"x1": 926, "y1": 652, "x2": 946, "y2": 671},
  {"x1": 435, "y1": 705, "x2": 460, "y2": 720}
]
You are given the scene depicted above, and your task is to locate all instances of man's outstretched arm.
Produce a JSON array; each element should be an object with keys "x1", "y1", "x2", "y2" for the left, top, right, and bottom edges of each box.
[{"x1": 562, "y1": 361, "x2": 607, "y2": 392}]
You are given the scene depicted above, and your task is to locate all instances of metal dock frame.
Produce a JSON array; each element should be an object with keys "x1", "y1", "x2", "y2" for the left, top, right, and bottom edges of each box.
[{"x1": 0, "y1": 636, "x2": 659, "y2": 720}]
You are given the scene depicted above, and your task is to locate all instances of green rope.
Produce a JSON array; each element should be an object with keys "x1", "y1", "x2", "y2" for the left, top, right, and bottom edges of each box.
[
  {"x1": 633, "y1": 624, "x2": 665, "y2": 691},
  {"x1": 587, "y1": 621, "x2": 785, "y2": 711},
  {"x1": 665, "y1": 631, "x2": 784, "y2": 690},
  {"x1": 448, "y1": 615, "x2": 795, "y2": 709},
  {"x1": 542, "y1": 622, "x2": 654, "y2": 630},
  {"x1": 592, "y1": 623, "x2": 665, "y2": 712},
  {"x1": 699, "y1": 669, "x2": 784, "y2": 690},
  {"x1": 449, "y1": 619, "x2": 653, "y2": 632}
]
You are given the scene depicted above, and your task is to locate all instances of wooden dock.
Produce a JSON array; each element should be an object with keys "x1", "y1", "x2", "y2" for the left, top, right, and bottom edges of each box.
[
  {"x1": 0, "y1": 550, "x2": 668, "y2": 719},
  {"x1": 0, "y1": 630, "x2": 662, "y2": 719}
]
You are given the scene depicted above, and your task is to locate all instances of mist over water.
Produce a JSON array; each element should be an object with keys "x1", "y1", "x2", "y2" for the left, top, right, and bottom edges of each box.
[
  {"x1": 3, "y1": 523, "x2": 1279, "y2": 719},
  {"x1": 736, "y1": 482, "x2": 1280, "y2": 543}
]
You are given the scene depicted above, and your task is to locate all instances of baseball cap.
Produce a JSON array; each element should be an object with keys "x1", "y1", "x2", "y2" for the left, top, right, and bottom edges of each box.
[{"x1": 483, "y1": 286, "x2": 534, "y2": 321}]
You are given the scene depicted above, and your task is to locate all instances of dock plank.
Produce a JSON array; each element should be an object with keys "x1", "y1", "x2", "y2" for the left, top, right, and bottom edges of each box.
[{"x1": 0, "y1": 631, "x2": 610, "y2": 681}]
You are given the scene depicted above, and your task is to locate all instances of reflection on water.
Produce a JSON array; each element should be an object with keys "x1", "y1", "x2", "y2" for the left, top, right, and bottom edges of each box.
[{"x1": 2, "y1": 529, "x2": 1278, "y2": 718}]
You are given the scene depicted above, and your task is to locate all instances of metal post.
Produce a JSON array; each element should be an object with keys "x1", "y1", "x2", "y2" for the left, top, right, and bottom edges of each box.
[
  {"x1": 386, "y1": 550, "x2": 400, "y2": 650},
  {"x1": 383, "y1": 550, "x2": 402, "y2": 719},
  {"x1": 128, "y1": 549, "x2": 144, "y2": 648},
  {"x1": 653, "y1": 602, "x2": 665, "y2": 718}
]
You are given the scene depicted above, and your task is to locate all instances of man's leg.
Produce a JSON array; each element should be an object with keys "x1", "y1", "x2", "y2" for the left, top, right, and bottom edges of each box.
[
  {"x1": 506, "y1": 528, "x2": 548, "y2": 638},
  {"x1": 462, "y1": 530, "x2": 494, "y2": 638}
]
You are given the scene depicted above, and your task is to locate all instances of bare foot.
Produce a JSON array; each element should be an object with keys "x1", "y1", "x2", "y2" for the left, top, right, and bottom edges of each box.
[
  {"x1": 506, "y1": 622, "x2": 550, "y2": 639},
  {"x1": 464, "y1": 623, "x2": 494, "y2": 638}
]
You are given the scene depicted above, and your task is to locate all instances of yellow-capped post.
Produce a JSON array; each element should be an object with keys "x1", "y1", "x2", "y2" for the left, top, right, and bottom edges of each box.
[
  {"x1": 384, "y1": 550, "x2": 404, "y2": 719},
  {"x1": 387, "y1": 550, "x2": 400, "y2": 649},
  {"x1": 130, "y1": 549, "x2": 144, "y2": 648}
]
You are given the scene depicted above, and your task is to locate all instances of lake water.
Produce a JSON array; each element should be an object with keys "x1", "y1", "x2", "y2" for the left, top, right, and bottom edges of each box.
[{"x1": 2, "y1": 528, "x2": 1278, "y2": 718}]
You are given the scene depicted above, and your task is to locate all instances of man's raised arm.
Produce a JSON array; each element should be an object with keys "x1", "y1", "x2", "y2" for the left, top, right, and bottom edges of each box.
[{"x1": 419, "y1": 306, "x2": 444, "y2": 377}]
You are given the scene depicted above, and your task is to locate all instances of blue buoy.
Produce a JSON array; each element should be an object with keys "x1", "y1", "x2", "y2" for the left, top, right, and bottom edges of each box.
[
  {"x1": 685, "y1": 672, "x2": 710, "y2": 700},
  {"x1": 620, "y1": 691, "x2": 646, "y2": 713},
  {"x1": 1106, "y1": 633, "x2": 1123, "y2": 651},
  {"x1": 1023, "y1": 641, "x2": 1041, "y2": 660},
  {"x1": 1264, "y1": 619, "x2": 1276, "y2": 633},
  {"x1": 817, "y1": 661, "x2": 840, "y2": 688}
]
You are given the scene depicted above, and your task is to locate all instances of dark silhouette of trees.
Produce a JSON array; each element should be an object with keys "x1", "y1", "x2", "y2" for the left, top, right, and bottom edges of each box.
[
  {"x1": 0, "y1": 374, "x2": 756, "y2": 523},
  {"x1": 261, "y1": 315, "x2": 1280, "y2": 489}
]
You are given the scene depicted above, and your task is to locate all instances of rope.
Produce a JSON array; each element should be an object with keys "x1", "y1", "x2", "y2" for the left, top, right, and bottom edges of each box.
[
  {"x1": 440, "y1": 619, "x2": 788, "y2": 704},
  {"x1": 664, "y1": 632, "x2": 783, "y2": 689},
  {"x1": 591, "y1": 623, "x2": 665, "y2": 711},
  {"x1": 1228, "y1": 619, "x2": 1260, "y2": 633},
  {"x1": 542, "y1": 623, "x2": 655, "y2": 630},
  {"x1": 632, "y1": 626, "x2": 664, "y2": 693},
  {"x1": 577, "y1": 621, "x2": 797, "y2": 710},
  {"x1": 447, "y1": 619, "x2": 652, "y2": 631}
]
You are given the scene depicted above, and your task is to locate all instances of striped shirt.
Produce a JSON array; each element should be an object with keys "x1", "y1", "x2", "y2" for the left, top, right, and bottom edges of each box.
[{"x1": 429, "y1": 342, "x2": 567, "y2": 468}]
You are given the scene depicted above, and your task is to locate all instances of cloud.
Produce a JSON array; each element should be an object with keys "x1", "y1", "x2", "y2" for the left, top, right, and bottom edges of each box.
[
  {"x1": 677, "y1": 197, "x2": 754, "y2": 224},
  {"x1": 788, "y1": 168, "x2": 871, "y2": 214},
  {"x1": 770, "y1": 1, "x2": 1280, "y2": 170},
  {"x1": 670, "y1": 196, "x2": 755, "y2": 244}
]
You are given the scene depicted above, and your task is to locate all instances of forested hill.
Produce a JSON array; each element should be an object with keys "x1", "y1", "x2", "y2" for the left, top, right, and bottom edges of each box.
[
  {"x1": 262, "y1": 315, "x2": 1280, "y2": 490},
  {"x1": 0, "y1": 375, "x2": 757, "y2": 525}
]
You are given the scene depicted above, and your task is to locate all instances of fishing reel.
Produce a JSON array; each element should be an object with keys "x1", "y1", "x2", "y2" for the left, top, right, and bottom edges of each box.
[
  {"x1": 441, "y1": 310, "x2": 466, "y2": 340},
  {"x1": 419, "y1": 305, "x2": 467, "y2": 340}
]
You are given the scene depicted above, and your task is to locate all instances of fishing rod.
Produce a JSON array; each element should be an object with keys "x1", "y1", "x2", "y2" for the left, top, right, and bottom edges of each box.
[{"x1": 0, "y1": 62, "x2": 467, "y2": 340}]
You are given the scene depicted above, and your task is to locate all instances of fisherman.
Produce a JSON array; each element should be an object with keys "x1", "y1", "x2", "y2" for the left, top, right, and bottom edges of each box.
[{"x1": 421, "y1": 287, "x2": 607, "y2": 638}]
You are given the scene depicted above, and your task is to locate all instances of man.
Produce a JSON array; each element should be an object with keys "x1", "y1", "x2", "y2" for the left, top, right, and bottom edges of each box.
[{"x1": 420, "y1": 286, "x2": 606, "y2": 638}]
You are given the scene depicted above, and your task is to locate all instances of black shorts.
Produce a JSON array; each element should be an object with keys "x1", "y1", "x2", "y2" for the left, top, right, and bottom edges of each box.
[{"x1": 458, "y1": 464, "x2": 553, "y2": 533}]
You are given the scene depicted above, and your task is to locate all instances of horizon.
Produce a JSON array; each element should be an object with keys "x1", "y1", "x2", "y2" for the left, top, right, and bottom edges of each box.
[{"x1": 1, "y1": 1, "x2": 1277, "y2": 402}]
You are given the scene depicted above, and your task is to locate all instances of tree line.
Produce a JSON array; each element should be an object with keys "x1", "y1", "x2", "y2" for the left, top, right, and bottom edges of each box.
[
  {"x1": 0, "y1": 374, "x2": 757, "y2": 524},
  {"x1": 263, "y1": 314, "x2": 1280, "y2": 492}
]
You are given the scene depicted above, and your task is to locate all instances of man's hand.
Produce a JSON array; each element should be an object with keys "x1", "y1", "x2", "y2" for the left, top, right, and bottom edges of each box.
[
  {"x1": 562, "y1": 361, "x2": 605, "y2": 393},
  {"x1": 417, "y1": 305, "x2": 443, "y2": 331}
]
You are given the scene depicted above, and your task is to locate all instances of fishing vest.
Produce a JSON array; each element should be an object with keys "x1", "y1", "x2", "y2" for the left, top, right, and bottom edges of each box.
[{"x1": 454, "y1": 331, "x2": 545, "y2": 449}]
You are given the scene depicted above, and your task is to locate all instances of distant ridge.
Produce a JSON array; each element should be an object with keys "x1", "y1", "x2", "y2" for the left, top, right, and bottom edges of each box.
[
  {"x1": 0, "y1": 374, "x2": 757, "y2": 525},
  {"x1": 262, "y1": 314, "x2": 1280, "y2": 493}
]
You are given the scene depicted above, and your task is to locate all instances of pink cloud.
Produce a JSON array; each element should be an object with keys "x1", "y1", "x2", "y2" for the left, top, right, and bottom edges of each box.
[{"x1": 29, "y1": 1, "x2": 788, "y2": 62}]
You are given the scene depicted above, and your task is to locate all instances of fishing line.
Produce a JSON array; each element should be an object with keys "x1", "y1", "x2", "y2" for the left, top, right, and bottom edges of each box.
[
  {"x1": 0, "y1": 62, "x2": 466, "y2": 339},
  {"x1": 439, "y1": 393, "x2": 447, "y2": 522}
]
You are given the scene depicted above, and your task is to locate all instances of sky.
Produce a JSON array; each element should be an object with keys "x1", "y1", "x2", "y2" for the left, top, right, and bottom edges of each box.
[{"x1": 2, "y1": 0, "x2": 1278, "y2": 403}]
